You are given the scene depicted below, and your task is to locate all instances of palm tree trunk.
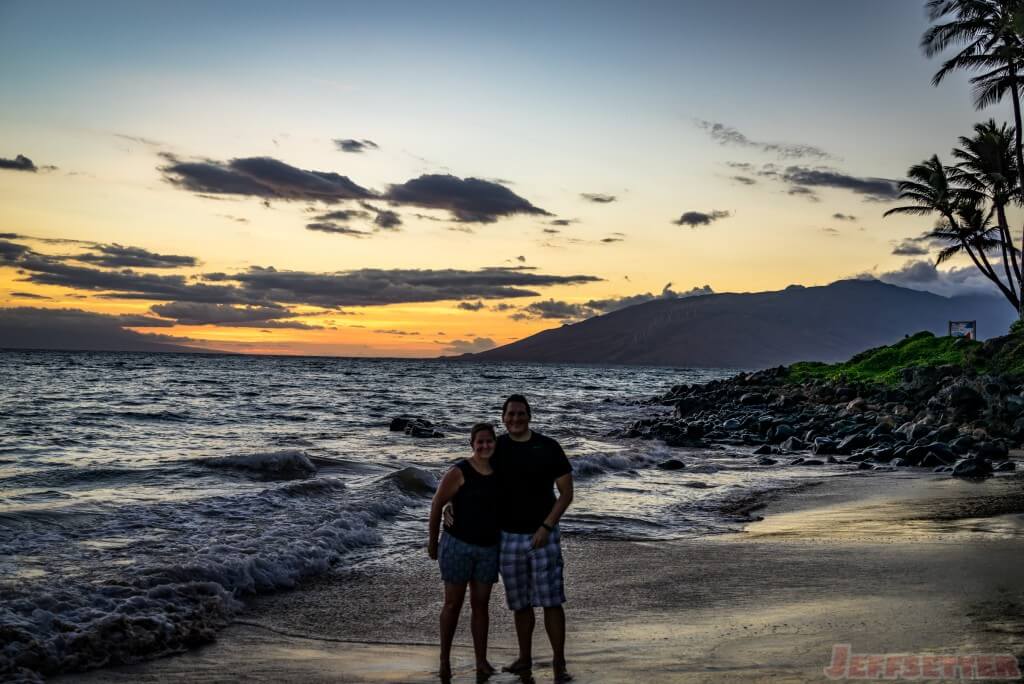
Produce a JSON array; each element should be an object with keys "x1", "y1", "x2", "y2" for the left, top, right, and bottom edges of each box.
[
  {"x1": 995, "y1": 203, "x2": 1019, "y2": 300},
  {"x1": 1009, "y1": 71, "x2": 1024, "y2": 317},
  {"x1": 943, "y1": 209, "x2": 1019, "y2": 306},
  {"x1": 965, "y1": 240, "x2": 1020, "y2": 309}
]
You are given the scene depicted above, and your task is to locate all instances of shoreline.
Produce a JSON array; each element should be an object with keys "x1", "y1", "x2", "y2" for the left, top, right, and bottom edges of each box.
[{"x1": 63, "y1": 470, "x2": 1024, "y2": 683}]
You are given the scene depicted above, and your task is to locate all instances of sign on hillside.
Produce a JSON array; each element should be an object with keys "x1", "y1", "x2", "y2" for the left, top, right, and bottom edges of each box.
[{"x1": 949, "y1": 320, "x2": 977, "y2": 339}]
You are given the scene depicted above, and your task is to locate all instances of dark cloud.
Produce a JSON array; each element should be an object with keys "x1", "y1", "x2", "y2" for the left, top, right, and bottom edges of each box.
[
  {"x1": 10, "y1": 291, "x2": 50, "y2": 299},
  {"x1": 695, "y1": 120, "x2": 831, "y2": 160},
  {"x1": 374, "y1": 329, "x2": 420, "y2": 336},
  {"x1": 0, "y1": 307, "x2": 199, "y2": 352},
  {"x1": 673, "y1": 210, "x2": 731, "y2": 227},
  {"x1": 305, "y1": 222, "x2": 372, "y2": 237},
  {"x1": 548, "y1": 219, "x2": 576, "y2": 226},
  {"x1": 778, "y1": 166, "x2": 898, "y2": 201},
  {"x1": 315, "y1": 209, "x2": 372, "y2": 222},
  {"x1": 520, "y1": 299, "x2": 591, "y2": 320},
  {"x1": 731, "y1": 176, "x2": 757, "y2": 185},
  {"x1": 160, "y1": 154, "x2": 374, "y2": 203},
  {"x1": 386, "y1": 174, "x2": 550, "y2": 223},
  {"x1": 360, "y1": 202, "x2": 403, "y2": 230},
  {"x1": 833, "y1": 213, "x2": 857, "y2": 221},
  {"x1": 787, "y1": 186, "x2": 820, "y2": 201},
  {"x1": 14, "y1": 255, "x2": 254, "y2": 304},
  {"x1": 892, "y1": 240, "x2": 930, "y2": 256},
  {"x1": 821, "y1": 227, "x2": 841, "y2": 236},
  {"x1": 2, "y1": 239, "x2": 600, "y2": 309},
  {"x1": 457, "y1": 300, "x2": 486, "y2": 311},
  {"x1": 542, "y1": 228, "x2": 561, "y2": 234},
  {"x1": 73, "y1": 243, "x2": 198, "y2": 269},
  {"x1": 334, "y1": 139, "x2": 379, "y2": 153},
  {"x1": 0, "y1": 154, "x2": 51, "y2": 172},
  {"x1": 855, "y1": 260, "x2": 996, "y2": 297},
  {"x1": 221, "y1": 266, "x2": 601, "y2": 308},
  {"x1": 0, "y1": 239, "x2": 31, "y2": 261},
  {"x1": 601, "y1": 237, "x2": 624, "y2": 243},
  {"x1": 584, "y1": 283, "x2": 714, "y2": 314},
  {"x1": 580, "y1": 193, "x2": 616, "y2": 204},
  {"x1": 150, "y1": 301, "x2": 297, "y2": 325},
  {"x1": 442, "y1": 337, "x2": 496, "y2": 354},
  {"x1": 113, "y1": 133, "x2": 165, "y2": 147}
]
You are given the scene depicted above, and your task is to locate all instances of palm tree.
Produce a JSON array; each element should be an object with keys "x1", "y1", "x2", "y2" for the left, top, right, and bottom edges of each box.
[
  {"x1": 923, "y1": 0, "x2": 1024, "y2": 194},
  {"x1": 949, "y1": 119, "x2": 1022, "y2": 297},
  {"x1": 884, "y1": 155, "x2": 1020, "y2": 308}
]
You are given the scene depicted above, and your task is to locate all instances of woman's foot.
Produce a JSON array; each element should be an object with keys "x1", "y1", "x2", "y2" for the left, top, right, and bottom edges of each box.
[
  {"x1": 439, "y1": 659, "x2": 452, "y2": 680},
  {"x1": 501, "y1": 658, "x2": 532, "y2": 674},
  {"x1": 553, "y1": 660, "x2": 573, "y2": 682},
  {"x1": 476, "y1": 660, "x2": 496, "y2": 675}
]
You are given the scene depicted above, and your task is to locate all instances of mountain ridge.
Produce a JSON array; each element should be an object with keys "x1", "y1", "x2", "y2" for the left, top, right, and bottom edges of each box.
[{"x1": 456, "y1": 279, "x2": 1017, "y2": 368}]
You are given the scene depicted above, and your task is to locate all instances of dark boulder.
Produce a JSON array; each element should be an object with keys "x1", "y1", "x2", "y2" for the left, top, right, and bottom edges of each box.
[
  {"x1": 920, "y1": 452, "x2": 952, "y2": 468},
  {"x1": 994, "y1": 461, "x2": 1017, "y2": 472},
  {"x1": 780, "y1": 436, "x2": 807, "y2": 451},
  {"x1": 657, "y1": 458, "x2": 686, "y2": 471},
  {"x1": 975, "y1": 441, "x2": 1009, "y2": 460},
  {"x1": 812, "y1": 437, "x2": 837, "y2": 455},
  {"x1": 952, "y1": 458, "x2": 993, "y2": 478},
  {"x1": 738, "y1": 393, "x2": 765, "y2": 406},
  {"x1": 757, "y1": 457, "x2": 777, "y2": 465},
  {"x1": 837, "y1": 433, "x2": 870, "y2": 454},
  {"x1": 390, "y1": 416, "x2": 415, "y2": 431},
  {"x1": 769, "y1": 424, "x2": 795, "y2": 442},
  {"x1": 753, "y1": 444, "x2": 774, "y2": 455}
]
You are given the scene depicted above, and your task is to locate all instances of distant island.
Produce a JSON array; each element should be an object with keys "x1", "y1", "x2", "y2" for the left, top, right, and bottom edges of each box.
[{"x1": 455, "y1": 279, "x2": 1016, "y2": 368}]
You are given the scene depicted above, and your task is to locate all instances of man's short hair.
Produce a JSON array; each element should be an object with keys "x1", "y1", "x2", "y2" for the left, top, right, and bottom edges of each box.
[{"x1": 502, "y1": 393, "x2": 531, "y2": 418}]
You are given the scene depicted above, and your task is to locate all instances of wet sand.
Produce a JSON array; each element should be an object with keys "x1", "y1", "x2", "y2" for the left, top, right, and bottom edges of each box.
[{"x1": 65, "y1": 471, "x2": 1024, "y2": 683}]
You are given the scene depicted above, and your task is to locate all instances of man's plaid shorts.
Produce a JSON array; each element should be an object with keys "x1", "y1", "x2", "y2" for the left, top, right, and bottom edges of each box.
[{"x1": 499, "y1": 526, "x2": 566, "y2": 611}]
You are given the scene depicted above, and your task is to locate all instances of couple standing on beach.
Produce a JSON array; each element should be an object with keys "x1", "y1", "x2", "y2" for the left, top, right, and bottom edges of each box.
[{"x1": 428, "y1": 393, "x2": 575, "y2": 682}]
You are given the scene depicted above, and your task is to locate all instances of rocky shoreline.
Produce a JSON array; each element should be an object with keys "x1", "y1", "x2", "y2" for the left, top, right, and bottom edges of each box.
[{"x1": 619, "y1": 363, "x2": 1020, "y2": 477}]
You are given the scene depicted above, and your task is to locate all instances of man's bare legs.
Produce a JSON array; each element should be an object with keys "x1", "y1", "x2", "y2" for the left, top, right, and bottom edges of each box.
[
  {"x1": 440, "y1": 582, "x2": 467, "y2": 678},
  {"x1": 544, "y1": 606, "x2": 570, "y2": 680},
  {"x1": 468, "y1": 581, "x2": 496, "y2": 675},
  {"x1": 503, "y1": 608, "x2": 535, "y2": 673},
  {"x1": 504, "y1": 606, "x2": 570, "y2": 680}
]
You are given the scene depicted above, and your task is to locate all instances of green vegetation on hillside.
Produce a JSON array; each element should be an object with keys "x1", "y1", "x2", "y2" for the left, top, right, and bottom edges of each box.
[{"x1": 786, "y1": 331, "x2": 1024, "y2": 385}]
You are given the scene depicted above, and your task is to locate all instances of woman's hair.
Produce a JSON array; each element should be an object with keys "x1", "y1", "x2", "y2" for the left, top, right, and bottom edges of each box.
[{"x1": 470, "y1": 422, "x2": 496, "y2": 444}]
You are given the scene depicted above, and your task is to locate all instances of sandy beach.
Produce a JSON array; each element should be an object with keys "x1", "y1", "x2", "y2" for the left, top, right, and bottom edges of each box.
[{"x1": 63, "y1": 470, "x2": 1024, "y2": 684}]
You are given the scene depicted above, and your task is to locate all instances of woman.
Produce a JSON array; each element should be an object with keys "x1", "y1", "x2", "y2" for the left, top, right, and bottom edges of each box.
[{"x1": 428, "y1": 422, "x2": 500, "y2": 680}]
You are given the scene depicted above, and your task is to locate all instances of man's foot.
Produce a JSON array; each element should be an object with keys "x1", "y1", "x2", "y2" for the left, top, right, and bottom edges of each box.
[
  {"x1": 476, "y1": 661, "x2": 496, "y2": 675},
  {"x1": 553, "y1": 661, "x2": 573, "y2": 682},
  {"x1": 439, "y1": 659, "x2": 452, "y2": 680},
  {"x1": 501, "y1": 658, "x2": 533, "y2": 674}
]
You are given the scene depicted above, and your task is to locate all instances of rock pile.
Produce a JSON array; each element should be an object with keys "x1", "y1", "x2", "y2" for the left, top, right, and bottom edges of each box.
[
  {"x1": 389, "y1": 416, "x2": 444, "y2": 438},
  {"x1": 619, "y1": 364, "x2": 1019, "y2": 477}
]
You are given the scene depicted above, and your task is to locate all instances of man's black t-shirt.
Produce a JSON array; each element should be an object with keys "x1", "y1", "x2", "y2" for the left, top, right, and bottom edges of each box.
[{"x1": 492, "y1": 431, "x2": 572, "y2": 534}]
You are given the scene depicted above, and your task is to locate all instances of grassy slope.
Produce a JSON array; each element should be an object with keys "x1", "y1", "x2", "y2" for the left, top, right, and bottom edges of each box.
[{"x1": 786, "y1": 331, "x2": 1024, "y2": 385}]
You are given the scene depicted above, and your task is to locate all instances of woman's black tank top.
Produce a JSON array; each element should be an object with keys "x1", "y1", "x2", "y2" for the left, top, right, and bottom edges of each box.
[{"x1": 444, "y1": 459, "x2": 499, "y2": 546}]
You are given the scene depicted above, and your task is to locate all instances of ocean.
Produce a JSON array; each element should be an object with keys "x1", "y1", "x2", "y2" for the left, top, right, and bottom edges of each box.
[{"x1": 0, "y1": 350, "x2": 845, "y2": 679}]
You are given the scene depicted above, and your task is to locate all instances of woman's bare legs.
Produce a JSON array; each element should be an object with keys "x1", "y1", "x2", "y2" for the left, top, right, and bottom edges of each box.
[
  {"x1": 440, "y1": 581, "x2": 468, "y2": 678},
  {"x1": 468, "y1": 580, "x2": 495, "y2": 675}
]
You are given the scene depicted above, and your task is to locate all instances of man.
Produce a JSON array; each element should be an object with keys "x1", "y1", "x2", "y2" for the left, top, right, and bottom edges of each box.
[{"x1": 492, "y1": 393, "x2": 574, "y2": 682}]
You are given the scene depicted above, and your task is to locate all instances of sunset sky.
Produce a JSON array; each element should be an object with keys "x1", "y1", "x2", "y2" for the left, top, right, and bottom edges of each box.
[{"x1": 0, "y1": 0, "x2": 1009, "y2": 356}]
